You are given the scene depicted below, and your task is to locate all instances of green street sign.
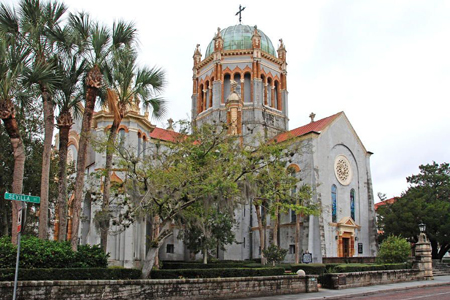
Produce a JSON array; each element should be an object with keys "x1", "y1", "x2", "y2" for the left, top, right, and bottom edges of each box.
[{"x1": 4, "y1": 192, "x2": 40, "y2": 204}]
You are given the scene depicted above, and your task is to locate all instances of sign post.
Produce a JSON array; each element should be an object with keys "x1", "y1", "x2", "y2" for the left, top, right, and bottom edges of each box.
[{"x1": 4, "y1": 192, "x2": 39, "y2": 300}]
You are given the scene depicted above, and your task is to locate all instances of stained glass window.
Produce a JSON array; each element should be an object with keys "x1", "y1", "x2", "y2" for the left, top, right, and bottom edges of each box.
[
  {"x1": 332, "y1": 184, "x2": 337, "y2": 223},
  {"x1": 350, "y1": 189, "x2": 355, "y2": 221},
  {"x1": 137, "y1": 136, "x2": 141, "y2": 158}
]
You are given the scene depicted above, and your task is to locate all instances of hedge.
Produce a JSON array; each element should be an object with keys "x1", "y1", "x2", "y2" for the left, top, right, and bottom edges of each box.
[
  {"x1": 0, "y1": 268, "x2": 141, "y2": 281},
  {"x1": 292, "y1": 263, "x2": 410, "y2": 276},
  {"x1": 331, "y1": 263, "x2": 410, "y2": 273},
  {"x1": 291, "y1": 263, "x2": 326, "y2": 275},
  {"x1": 0, "y1": 236, "x2": 108, "y2": 268},
  {"x1": 151, "y1": 267, "x2": 285, "y2": 279},
  {"x1": 161, "y1": 261, "x2": 249, "y2": 269}
]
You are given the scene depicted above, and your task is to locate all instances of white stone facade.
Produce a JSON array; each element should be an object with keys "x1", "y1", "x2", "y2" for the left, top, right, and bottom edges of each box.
[{"x1": 70, "y1": 23, "x2": 377, "y2": 267}]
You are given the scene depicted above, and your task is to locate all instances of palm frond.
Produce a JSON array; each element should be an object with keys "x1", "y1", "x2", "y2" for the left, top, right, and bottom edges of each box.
[
  {"x1": 91, "y1": 23, "x2": 110, "y2": 66},
  {"x1": 146, "y1": 97, "x2": 167, "y2": 121},
  {"x1": 0, "y1": 3, "x2": 19, "y2": 39},
  {"x1": 112, "y1": 20, "x2": 136, "y2": 49},
  {"x1": 42, "y1": 0, "x2": 67, "y2": 29},
  {"x1": 23, "y1": 59, "x2": 60, "y2": 93}
]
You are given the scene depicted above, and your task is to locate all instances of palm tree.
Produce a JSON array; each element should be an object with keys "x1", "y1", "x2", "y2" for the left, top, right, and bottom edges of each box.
[
  {"x1": 99, "y1": 46, "x2": 166, "y2": 252},
  {"x1": 69, "y1": 15, "x2": 139, "y2": 250},
  {"x1": 0, "y1": 30, "x2": 30, "y2": 244},
  {"x1": 0, "y1": 0, "x2": 67, "y2": 239},
  {"x1": 51, "y1": 24, "x2": 87, "y2": 241}
]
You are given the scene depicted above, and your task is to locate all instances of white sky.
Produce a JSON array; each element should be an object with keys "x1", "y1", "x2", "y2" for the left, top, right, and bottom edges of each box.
[{"x1": 7, "y1": 0, "x2": 450, "y2": 201}]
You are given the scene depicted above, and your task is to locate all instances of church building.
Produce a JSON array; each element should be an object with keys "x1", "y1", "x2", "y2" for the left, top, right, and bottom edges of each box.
[{"x1": 68, "y1": 22, "x2": 378, "y2": 266}]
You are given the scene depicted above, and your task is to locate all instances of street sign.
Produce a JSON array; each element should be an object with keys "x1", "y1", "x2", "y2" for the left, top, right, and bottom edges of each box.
[
  {"x1": 4, "y1": 192, "x2": 40, "y2": 204},
  {"x1": 17, "y1": 207, "x2": 22, "y2": 233}
]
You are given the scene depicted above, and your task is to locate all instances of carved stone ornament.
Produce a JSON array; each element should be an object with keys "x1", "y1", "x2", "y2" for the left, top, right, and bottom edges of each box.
[{"x1": 334, "y1": 155, "x2": 352, "y2": 185}]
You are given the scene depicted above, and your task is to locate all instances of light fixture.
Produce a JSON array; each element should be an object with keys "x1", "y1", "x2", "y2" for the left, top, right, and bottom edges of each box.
[{"x1": 419, "y1": 223, "x2": 426, "y2": 233}]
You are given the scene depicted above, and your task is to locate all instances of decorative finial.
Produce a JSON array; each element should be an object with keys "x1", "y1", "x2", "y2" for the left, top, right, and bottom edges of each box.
[
  {"x1": 235, "y1": 5, "x2": 246, "y2": 24},
  {"x1": 167, "y1": 118, "x2": 174, "y2": 131},
  {"x1": 309, "y1": 112, "x2": 316, "y2": 123},
  {"x1": 230, "y1": 80, "x2": 238, "y2": 93}
]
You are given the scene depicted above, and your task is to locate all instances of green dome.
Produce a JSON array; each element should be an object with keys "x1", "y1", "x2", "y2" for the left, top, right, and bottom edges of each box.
[{"x1": 205, "y1": 24, "x2": 276, "y2": 58}]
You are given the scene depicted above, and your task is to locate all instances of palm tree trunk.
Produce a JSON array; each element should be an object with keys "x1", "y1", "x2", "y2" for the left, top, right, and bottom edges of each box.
[
  {"x1": 1, "y1": 108, "x2": 25, "y2": 245},
  {"x1": 100, "y1": 119, "x2": 120, "y2": 252},
  {"x1": 38, "y1": 91, "x2": 54, "y2": 240},
  {"x1": 71, "y1": 66, "x2": 102, "y2": 251},
  {"x1": 57, "y1": 123, "x2": 70, "y2": 241}
]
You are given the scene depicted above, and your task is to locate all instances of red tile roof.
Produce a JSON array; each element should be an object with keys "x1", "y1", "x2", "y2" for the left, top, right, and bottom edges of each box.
[
  {"x1": 150, "y1": 127, "x2": 182, "y2": 142},
  {"x1": 272, "y1": 112, "x2": 342, "y2": 143},
  {"x1": 374, "y1": 197, "x2": 398, "y2": 211}
]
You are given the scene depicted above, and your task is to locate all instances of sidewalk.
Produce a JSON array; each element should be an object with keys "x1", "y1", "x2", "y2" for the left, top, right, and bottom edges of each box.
[{"x1": 243, "y1": 275, "x2": 450, "y2": 300}]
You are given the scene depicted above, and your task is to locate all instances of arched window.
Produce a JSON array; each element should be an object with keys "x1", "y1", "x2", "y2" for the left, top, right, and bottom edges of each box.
[
  {"x1": 274, "y1": 81, "x2": 279, "y2": 110},
  {"x1": 205, "y1": 81, "x2": 210, "y2": 109},
  {"x1": 234, "y1": 73, "x2": 241, "y2": 96},
  {"x1": 199, "y1": 83, "x2": 204, "y2": 112},
  {"x1": 332, "y1": 184, "x2": 337, "y2": 223},
  {"x1": 288, "y1": 164, "x2": 301, "y2": 223},
  {"x1": 350, "y1": 189, "x2": 355, "y2": 221},
  {"x1": 209, "y1": 77, "x2": 214, "y2": 107},
  {"x1": 223, "y1": 74, "x2": 231, "y2": 102},
  {"x1": 261, "y1": 75, "x2": 267, "y2": 105},
  {"x1": 244, "y1": 72, "x2": 251, "y2": 102},
  {"x1": 118, "y1": 129, "x2": 126, "y2": 153},
  {"x1": 267, "y1": 78, "x2": 272, "y2": 107},
  {"x1": 137, "y1": 133, "x2": 141, "y2": 158},
  {"x1": 143, "y1": 137, "x2": 147, "y2": 157}
]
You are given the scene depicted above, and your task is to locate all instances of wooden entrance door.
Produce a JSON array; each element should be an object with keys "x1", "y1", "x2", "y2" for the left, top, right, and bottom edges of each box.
[{"x1": 343, "y1": 238, "x2": 350, "y2": 257}]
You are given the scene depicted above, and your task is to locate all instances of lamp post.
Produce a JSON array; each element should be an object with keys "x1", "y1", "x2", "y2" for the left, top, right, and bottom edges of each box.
[
  {"x1": 415, "y1": 222, "x2": 433, "y2": 280},
  {"x1": 419, "y1": 223, "x2": 426, "y2": 234}
]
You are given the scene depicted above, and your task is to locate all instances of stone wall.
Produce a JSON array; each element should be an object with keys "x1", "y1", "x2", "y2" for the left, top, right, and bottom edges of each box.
[
  {"x1": 0, "y1": 275, "x2": 318, "y2": 300},
  {"x1": 322, "y1": 269, "x2": 423, "y2": 289}
]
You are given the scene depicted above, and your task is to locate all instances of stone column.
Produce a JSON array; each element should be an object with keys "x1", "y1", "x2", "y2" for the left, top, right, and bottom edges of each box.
[{"x1": 414, "y1": 233, "x2": 433, "y2": 280}]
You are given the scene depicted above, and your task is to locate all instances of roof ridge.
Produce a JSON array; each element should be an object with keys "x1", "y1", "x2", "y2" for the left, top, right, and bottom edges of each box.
[{"x1": 271, "y1": 112, "x2": 342, "y2": 143}]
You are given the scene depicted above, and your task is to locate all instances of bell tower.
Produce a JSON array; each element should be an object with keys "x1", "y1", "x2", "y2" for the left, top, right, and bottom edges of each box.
[{"x1": 192, "y1": 24, "x2": 289, "y2": 145}]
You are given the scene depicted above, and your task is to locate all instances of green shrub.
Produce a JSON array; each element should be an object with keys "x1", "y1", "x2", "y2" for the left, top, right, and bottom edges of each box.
[
  {"x1": 0, "y1": 268, "x2": 141, "y2": 281},
  {"x1": 324, "y1": 263, "x2": 341, "y2": 273},
  {"x1": 73, "y1": 244, "x2": 108, "y2": 268},
  {"x1": 332, "y1": 263, "x2": 385, "y2": 273},
  {"x1": 321, "y1": 262, "x2": 410, "y2": 275},
  {"x1": 382, "y1": 263, "x2": 411, "y2": 270},
  {"x1": 291, "y1": 263, "x2": 326, "y2": 275},
  {"x1": 377, "y1": 235, "x2": 411, "y2": 263},
  {"x1": 151, "y1": 267, "x2": 285, "y2": 279},
  {"x1": 262, "y1": 244, "x2": 288, "y2": 266},
  {"x1": 0, "y1": 236, "x2": 108, "y2": 268}
]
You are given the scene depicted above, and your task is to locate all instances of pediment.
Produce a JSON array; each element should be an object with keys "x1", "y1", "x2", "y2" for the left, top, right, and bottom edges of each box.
[{"x1": 337, "y1": 216, "x2": 360, "y2": 228}]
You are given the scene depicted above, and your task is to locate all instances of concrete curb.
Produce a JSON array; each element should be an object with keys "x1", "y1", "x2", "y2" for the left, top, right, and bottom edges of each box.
[{"x1": 305, "y1": 281, "x2": 450, "y2": 300}]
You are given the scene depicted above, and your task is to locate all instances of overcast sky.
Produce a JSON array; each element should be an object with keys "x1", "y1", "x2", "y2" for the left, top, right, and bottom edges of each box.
[{"x1": 7, "y1": 0, "x2": 450, "y2": 201}]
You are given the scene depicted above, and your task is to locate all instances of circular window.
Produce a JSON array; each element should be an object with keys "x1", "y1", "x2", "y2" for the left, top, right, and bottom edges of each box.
[{"x1": 334, "y1": 155, "x2": 352, "y2": 185}]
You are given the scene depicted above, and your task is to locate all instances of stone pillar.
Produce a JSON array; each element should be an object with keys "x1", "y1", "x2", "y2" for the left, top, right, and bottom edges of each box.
[
  {"x1": 212, "y1": 80, "x2": 222, "y2": 109},
  {"x1": 414, "y1": 233, "x2": 433, "y2": 280}
]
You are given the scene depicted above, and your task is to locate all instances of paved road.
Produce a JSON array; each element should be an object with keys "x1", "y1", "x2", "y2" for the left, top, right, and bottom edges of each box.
[
  {"x1": 243, "y1": 276, "x2": 450, "y2": 300},
  {"x1": 348, "y1": 285, "x2": 450, "y2": 300}
]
